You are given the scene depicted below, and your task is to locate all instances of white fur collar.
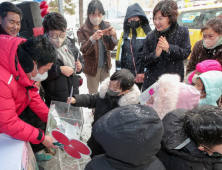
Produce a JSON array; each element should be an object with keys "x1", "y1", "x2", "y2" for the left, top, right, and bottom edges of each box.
[
  {"x1": 153, "y1": 74, "x2": 180, "y2": 119},
  {"x1": 99, "y1": 78, "x2": 141, "y2": 106}
]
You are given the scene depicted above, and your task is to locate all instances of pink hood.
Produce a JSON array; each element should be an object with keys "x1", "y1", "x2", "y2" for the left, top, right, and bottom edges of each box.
[
  {"x1": 153, "y1": 74, "x2": 200, "y2": 119},
  {"x1": 188, "y1": 60, "x2": 222, "y2": 84}
]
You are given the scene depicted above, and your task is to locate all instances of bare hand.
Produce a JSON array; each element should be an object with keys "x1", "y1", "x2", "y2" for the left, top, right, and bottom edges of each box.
[
  {"x1": 156, "y1": 43, "x2": 162, "y2": 57},
  {"x1": 75, "y1": 60, "x2": 82, "y2": 72},
  {"x1": 109, "y1": 27, "x2": 117, "y2": 39},
  {"x1": 158, "y1": 36, "x2": 170, "y2": 52},
  {"x1": 60, "y1": 66, "x2": 74, "y2": 77},
  {"x1": 91, "y1": 30, "x2": 103, "y2": 41},
  {"x1": 42, "y1": 135, "x2": 57, "y2": 149},
  {"x1": 67, "y1": 97, "x2": 76, "y2": 104}
]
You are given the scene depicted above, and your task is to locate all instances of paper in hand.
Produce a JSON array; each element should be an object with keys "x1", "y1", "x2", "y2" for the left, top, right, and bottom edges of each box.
[{"x1": 138, "y1": 83, "x2": 158, "y2": 105}]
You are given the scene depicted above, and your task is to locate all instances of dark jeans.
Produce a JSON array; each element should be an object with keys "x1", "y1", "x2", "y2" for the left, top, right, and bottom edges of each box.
[{"x1": 19, "y1": 106, "x2": 46, "y2": 153}]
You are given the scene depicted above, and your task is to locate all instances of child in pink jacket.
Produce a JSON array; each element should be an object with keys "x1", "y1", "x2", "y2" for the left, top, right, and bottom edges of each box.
[
  {"x1": 145, "y1": 74, "x2": 200, "y2": 119},
  {"x1": 186, "y1": 60, "x2": 221, "y2": 84}
]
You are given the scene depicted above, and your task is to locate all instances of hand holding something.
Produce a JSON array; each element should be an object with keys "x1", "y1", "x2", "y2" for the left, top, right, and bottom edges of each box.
[
  {"x1": 91, "y1": 30, "x2": 103, "y2": 41},
  {"x1": 67, "y1": 97, "x2": 76, "y2": 104},
  {"x1": 75, "y1": 60, "x2": 82, "y2": 72},
  {"x1": 158, "y1": 36, "x2": 170, "y2": 52},
  {"x1": 60, "y1": 66, "x2": 74, "y2": 77},
  {"x1": 42, "y1": 135, "x2": 57, "y2": 149},
  {"x1": 109, "y1": 27, "x2": 117, "y2": 39}
]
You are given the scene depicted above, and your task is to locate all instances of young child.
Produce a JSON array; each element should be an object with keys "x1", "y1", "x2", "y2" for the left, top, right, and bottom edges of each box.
[
  {"x1": 67, "y1": 69, "x2": 141, "y2": 158},
  {"x1": 195, "y1": 71, "x2": 222, "y2": 106},
  {"x1": 145, "y1": 74, "x2": 200, "y2": 119},
  {"x1": 185, "y1": 60, "x2": 222, "y2": 85},
  {"x1": 158, "y1": 105, "x2": 222, "y2": 170},
  {"x1": 85, "y1": 105, "x2": 165, "y2": 170}
]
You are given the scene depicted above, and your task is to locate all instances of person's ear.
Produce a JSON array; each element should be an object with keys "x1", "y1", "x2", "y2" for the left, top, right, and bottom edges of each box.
[
  {"x1": 198, "y1": 145, "x2": 205, "y2": 152},
  {"x1": 118, "y1": 90, "x2": 129, "y2": 96}
]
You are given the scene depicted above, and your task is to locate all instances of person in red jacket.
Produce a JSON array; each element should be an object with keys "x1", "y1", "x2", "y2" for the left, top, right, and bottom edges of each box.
[{"x1": 0, "y1": 35, "x2": 57, "y2": 161}]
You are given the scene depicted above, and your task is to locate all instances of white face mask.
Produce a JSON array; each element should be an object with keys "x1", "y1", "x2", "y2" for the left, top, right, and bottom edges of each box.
[
  {"x1": 30, "y1": 65, "x2": 48, "y2": 81},
  {"x1": 49, "y1": 36, "x2": 66, "y2": 48},
  {"x1": 203, "y1": 37, "x2": 219, "y2": 48},
  {"x1": 89, "y1": 17, "x2": 102, "y2": 26}
]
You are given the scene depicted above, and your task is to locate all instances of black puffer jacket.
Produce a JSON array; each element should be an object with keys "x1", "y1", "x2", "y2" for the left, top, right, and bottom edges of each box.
[
  {"x1": 73, "y1": 78, "x2": 141, "y2": 158},
  {"x1": 41, "y1": 37, "x2": 84, "y2": 106},
  {"x1": 142, "y1": 23, "x2": 191, "y2": 91},
  {"x1": 85, "y1": 104, "x2": 165, "y2": 170},
  {"x1": 116, "y1": 3, "x2": 151, "y2": 76},
  {"x1": 158, "y1": 109, "x2": 222, "y2": 170}
]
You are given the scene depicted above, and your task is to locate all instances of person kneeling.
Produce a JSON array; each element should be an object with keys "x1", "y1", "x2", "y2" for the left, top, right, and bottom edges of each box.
[{"x1": 68, "y1": 69, "x2": 141, "y2": 158}]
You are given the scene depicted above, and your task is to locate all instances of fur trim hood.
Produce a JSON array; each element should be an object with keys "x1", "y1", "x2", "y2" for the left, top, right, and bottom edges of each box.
[
  {"x1": 99, "y1": 78, "x2": 141, "y2": 106},
  {"x1": 153, "y1": 74, "x2": 200, "y2": 119}
]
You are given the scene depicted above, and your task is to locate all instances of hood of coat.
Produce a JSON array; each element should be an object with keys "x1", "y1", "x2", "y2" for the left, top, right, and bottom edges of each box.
[
  {"x1": 123, "y1": 3, "x2": 150, "y2": 35},
  {"x1": 161, "y1": 109, "x2": 222, "y2": 163},
  {"x1": 0, "y1": 35, "x2": 36, "y2": 89},
  {"x1": 92, "y1": 104, "x2": 163, "y2": 169},
  {"x1": 153, "y1": 74, "x2": 200, "y2": 119},
  {"x1": 99, "y1": 78, "x2": 141, "y2": 106},
  {"x1": 198, "y1": 71, "x2": 222, "y2": 106}
]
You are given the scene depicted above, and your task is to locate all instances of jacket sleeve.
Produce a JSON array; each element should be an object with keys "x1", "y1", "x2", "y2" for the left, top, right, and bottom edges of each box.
[
  {"x1": 77, "y1": 28, "x2": 95, "y2": 56},
  {"x1": 28, "y1": 90, "x2": 49, "y2": 123},
  {"x1": 0, "y1": 81, "x2": 44, "y2": 144},
  {"x1": 75, "y1": 46, "x2": 85, "y2": 74},
  {"x1": 186, "y1": 41, "x2": 200, "y2": 75},
  {"x1": 72, "y1": 94, "x2": 98, "y2": 108},
  {"x1": 213, "y1": 163, "x2": 222, "y2": 170},
  {"x1": 166, "y1": 27, "x2": 191, "y2": 61},
  {"x1": 44, "y1": 63, "x2": 63, "y2": 81},
  {"x1": 115, "y1": 32, "x2": 124, "y2": 70}
]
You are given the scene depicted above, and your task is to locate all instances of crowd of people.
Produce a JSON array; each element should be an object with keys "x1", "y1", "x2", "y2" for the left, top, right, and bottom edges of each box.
[{"x1": 0, "y1": 0, "x2": 222, "y2": 170}]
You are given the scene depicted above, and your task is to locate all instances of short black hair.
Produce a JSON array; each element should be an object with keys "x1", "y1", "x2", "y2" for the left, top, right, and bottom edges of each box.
[
  {"x1": 0, "y1": 2, "x2": 22, "y2": 20},
  {"x1": 87, "y1": 0, "x2": 105, "y2": 16},
  {"x1": 110, "y1": 69, "x2": 134, "y2": 91},
  {"x1": 184, "y1": 105, "x2": 222, "y2": 149},
  {"x1": 20, "y1": 35, "x2": 57, "y2": 68},
  {"x1": 42, "y1": 12, "x2": 67, "y2": 33},
  {"x1": 153, "y1": 0, "x2": 178, "y2": 24}
]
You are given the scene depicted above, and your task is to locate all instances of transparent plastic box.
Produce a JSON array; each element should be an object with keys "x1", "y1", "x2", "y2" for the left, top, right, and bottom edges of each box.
[{"x1": 46, "y1": 101, "x2": 84, "y2": 140}]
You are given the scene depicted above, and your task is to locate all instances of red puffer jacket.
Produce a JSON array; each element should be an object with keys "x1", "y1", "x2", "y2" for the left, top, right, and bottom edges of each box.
[{"x1": 0, "y1": 35, "x2": 49, "y2": 144}]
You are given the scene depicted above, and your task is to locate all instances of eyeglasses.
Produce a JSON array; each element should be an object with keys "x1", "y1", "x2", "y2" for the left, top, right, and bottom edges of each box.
[
  {"x1": 201, "y1": 145, "x2": 222, "y2": 157},
  {"x1": 48, "y1": 33, "x2": 66, "y2": 39}
]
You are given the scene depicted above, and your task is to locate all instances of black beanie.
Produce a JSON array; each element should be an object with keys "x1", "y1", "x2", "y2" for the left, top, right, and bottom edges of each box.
[{"x1": 17, "y1": 46, "x2": 34, "y2": 73}]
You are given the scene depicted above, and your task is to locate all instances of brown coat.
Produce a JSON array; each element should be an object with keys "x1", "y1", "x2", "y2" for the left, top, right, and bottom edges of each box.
[
  {"x1": 186, "y1": 39, "x2": 222, "y2": 74},
  {"x1": 77, "y1": 18, "x2": 117, "y2": 77}
]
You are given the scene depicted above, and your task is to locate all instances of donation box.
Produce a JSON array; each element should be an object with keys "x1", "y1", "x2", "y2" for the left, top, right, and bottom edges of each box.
[{"x1": 46, "y1": 101, "x2": 91, "y2": 159}]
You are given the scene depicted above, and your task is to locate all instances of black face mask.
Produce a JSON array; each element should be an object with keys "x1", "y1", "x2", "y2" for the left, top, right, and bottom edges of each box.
[
  {"x1": 202, "y1": 145, "x2": 222, "y2": 157},
  {"x1": 127, "y1": 21, "x2": 140, "y2": 29}
]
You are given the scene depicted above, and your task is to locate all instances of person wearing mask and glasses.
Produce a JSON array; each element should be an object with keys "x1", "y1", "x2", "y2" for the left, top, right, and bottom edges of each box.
[{"x1": 41, "y1": 12, "x2": 84, "y2": 107}]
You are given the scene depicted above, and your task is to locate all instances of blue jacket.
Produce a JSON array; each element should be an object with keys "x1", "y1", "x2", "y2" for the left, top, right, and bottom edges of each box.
[{"x1": 198, "y1": 71, "x2": 222, "y2": 106}]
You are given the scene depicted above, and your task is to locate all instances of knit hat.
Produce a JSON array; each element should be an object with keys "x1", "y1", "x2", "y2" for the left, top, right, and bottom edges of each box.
[
  {"x1": 188, "y1": 60, "x2": 222, "y2": 84},
  {"x1": 17, "y1": 46, "x2": 34, "y2": 73}
]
